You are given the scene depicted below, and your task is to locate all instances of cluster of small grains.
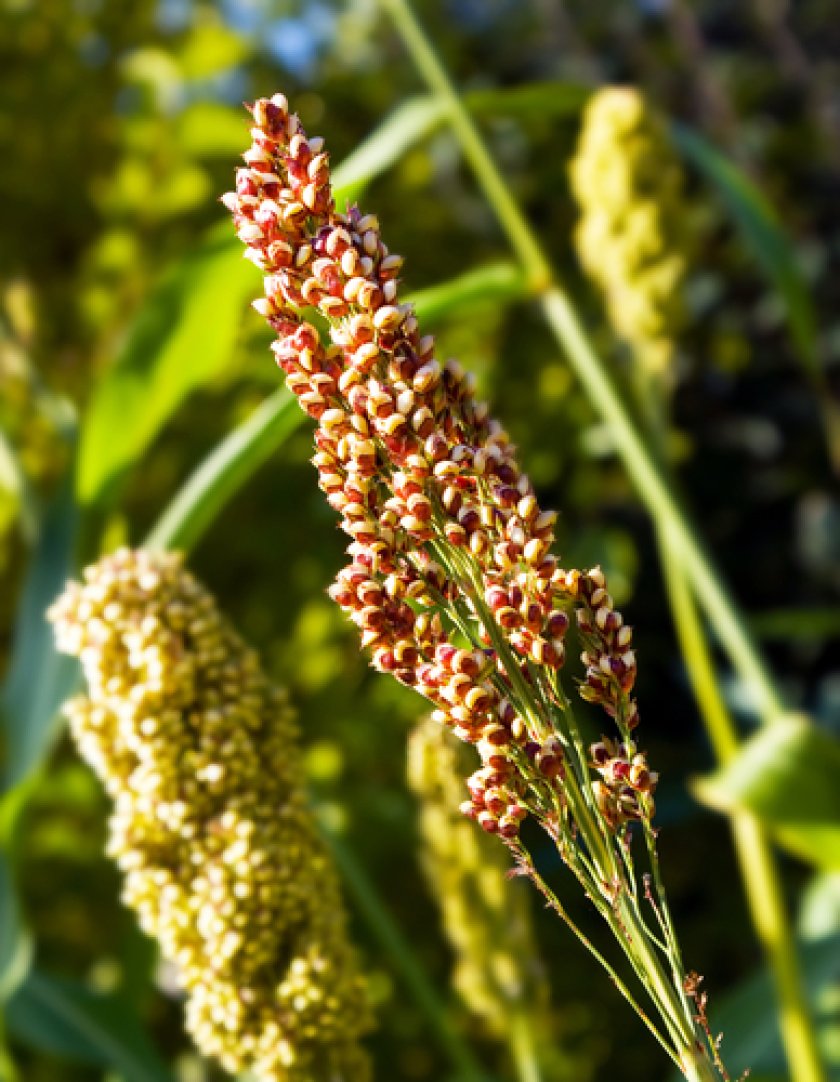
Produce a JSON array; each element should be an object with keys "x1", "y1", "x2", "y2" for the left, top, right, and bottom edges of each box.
[
  {"x1": 407, "y1": 717, "x2": 549, "y2": 1037},
  {"x1": 49, "y1": 549, "x2": 372, "y2": 1082},
  {"x1": 225, "y1": 93, "x2": 657, "y2": 852},
  {"x1": 570, "y1": 87, "x2": 689, "y2": 376}
]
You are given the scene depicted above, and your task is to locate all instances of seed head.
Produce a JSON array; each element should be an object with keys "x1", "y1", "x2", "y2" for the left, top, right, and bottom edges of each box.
[
  {"x1": 50, "y1": 548, "x2": 372, "y2": 1082},
  {"x1": 570, "y1": 87, "x2": 690, "y2": 376}
]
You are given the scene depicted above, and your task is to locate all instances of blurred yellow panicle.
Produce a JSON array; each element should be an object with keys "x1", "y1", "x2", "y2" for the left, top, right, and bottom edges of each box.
[
  {"x1": 407, "y1": 717, "x2": 549, "y2": 1037},
  {"x1": 50, "y1": 548, "x2": 372, "y2": 1082},
  {"x1": 570, "y1": 88, "x2": 689, "y2": 376},
  {"x1": 0, "y1": 283, "x2": 69, "y2": 560}
]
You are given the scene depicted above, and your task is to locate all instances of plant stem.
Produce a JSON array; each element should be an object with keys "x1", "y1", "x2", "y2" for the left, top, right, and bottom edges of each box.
[
  {"x1": 660, "y1": 525, "x2": 827, "y2": 1082},
  {"x1": 380, "y1": 0, "x2": 788, "y2": 730},
  {"x1": 508, "y1": 1011, "x2": 543, "y2": 1082}
]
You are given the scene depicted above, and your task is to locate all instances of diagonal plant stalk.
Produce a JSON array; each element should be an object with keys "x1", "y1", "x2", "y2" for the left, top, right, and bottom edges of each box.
[
  {"x1": 660, "y1": 518, "x2": 826, "y2": 1082},
  {"x1": 379, "y1": 0, "x2": 787, "y2": 731},
  {"x1": 377, "y1": 4, "x2": 826, "y2": 1081}
]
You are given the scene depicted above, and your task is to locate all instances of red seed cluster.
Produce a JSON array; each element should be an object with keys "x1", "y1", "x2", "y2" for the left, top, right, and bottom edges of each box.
[
  {"x1": 565, "y1": 566, "x2": 640, "y2": 732},
  {"x1": 225, "y1": 94, "x2": 647, "y2": 838},
  {"x1": 590, "y1": 736, "x2": 657, "y2": 829}
]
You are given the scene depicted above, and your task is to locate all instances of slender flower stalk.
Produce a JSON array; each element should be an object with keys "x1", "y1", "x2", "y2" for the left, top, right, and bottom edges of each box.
[
  {"x1": 225, "y1": 94, "x2": 726, "y2": 1080},
  {"x1": 49, "y1": 548, "x2": 373, "y2": 1082}
]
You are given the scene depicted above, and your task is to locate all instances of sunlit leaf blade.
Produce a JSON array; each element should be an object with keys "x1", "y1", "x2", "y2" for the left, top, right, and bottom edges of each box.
[
  {"x1": 693, "y1": 718, "x2": 840, "y2": 870},
  {"x1": 146, "y1": 387, "x2": 302, "y2": 554},
  {"x1": 6, "y1": 971, "x2": 176, "y2": 1082},
  {"x1": 333, "y1": 83, "x2": 588, "y2": 209},
  {"x1": 332, "y1": 97, "x2": 446, "y2": 206},
  {"x1": 0, "y1": 467, "x2": 79, "y2": 791},
  {"x1": 410, "y1": 262, "x2": 527, "y2": 325},
  {"x1": 673, "y1": 125, "x2": 819, "y2": 377},
  {"x1": 77, "y1": 221, "x2": 257, "y2": 506}
]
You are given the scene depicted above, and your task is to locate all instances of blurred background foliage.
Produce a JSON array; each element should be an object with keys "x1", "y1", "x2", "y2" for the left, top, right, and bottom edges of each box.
[{"x1": 2, "y1": 1, "x2": 840, "y2": 1080}]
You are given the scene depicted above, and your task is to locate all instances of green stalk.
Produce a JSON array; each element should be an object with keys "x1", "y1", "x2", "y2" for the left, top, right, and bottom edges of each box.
[
  {"x1": 378, "y1": 5, "x2": 827, "y2": 1079},
  {"x1": 508, "y1": 1011, "x2": 544, "y2": 1082},
  {"x1": 660, "y1": 523, "x2": 826, "y2": 1082},
  {"x1": 380, "y1": 0, "x2": 787, "y2": 730}
]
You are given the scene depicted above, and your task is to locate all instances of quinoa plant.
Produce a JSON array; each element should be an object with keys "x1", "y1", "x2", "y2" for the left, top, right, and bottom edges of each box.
[{"x1": 224, "y1": 91, "x2": 734, "y2": 1082}]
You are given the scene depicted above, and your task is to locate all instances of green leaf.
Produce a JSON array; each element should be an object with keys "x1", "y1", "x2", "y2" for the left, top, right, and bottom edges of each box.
[
  {"x1": 1, "y1": 466, "x2": 79, "y2": 791},
  {"x1": 0, "y1": 429, "x2": 36, "y2": 545},
  {"x1": 332, "y1": 97, "x2": 446, "y2": 206},
  {"x1": 77, "y1": 221, "x2": 257, "y2": 506},
  {"x1": 0, "y1": 852, "x2": 31, "y2": 1005},
  {"x1": 466, "y1": 81, "x2": 590, "y2": 118},
  {"x1": 673, "y1": 124, "x2": 819, "y2": 379},
  {"x1": 332, "y1": 84, "x2": 588, "y2": 208},
  {"x1": 146, "y1": 387, "x2": 303, "y2": 555},
  {"x1": 410, "y1": 262, "x2": 527, "y2": 325},
  {"x1": 749, "y1": 607, "x2": 840, "y2": 642},
  {"x1": 177, "y1": 101, "x2": 253, "y2": 158},
  {"x1": 176, "y1": 21, "x2": 250, "y2": 79},
  {"x1": 693, "y1": 717, "x2": 840, "y2": 870},
  {"x1": 6, "y1": 971, "x2": 175, "y2": 1082}
]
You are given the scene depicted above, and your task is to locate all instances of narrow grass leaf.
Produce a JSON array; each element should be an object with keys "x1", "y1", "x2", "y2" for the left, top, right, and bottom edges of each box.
[
  {"x1": 693, "y1": 717, "x2": 840, "y2": 870},
  {"x1": 466, "y1": 81, "x2": 590, "y2": 118},
  {"x1": 6, "y1": 971, "x2": 175, "y2": 1082},
  {"x1": 145, "y1": 386, "x2": 302, "y2": 554},
  {"x1": 410, "y1": 262, "x2": 527, "y2": 325},
  {"x1": 0, "y1": 853, "x2": 31, "y2": 1004},
  {"x1": 1, "y1": 467, "x2": 79, "y2": 791},
  {"x1": 332, "y1": 97, "x2": 446, "y2": 206},
  {"x1": 673, "y1": 125, "x2": 819, "y2": 378},
  {"x1": 77, "y1": 221, "x2": 257, "y2": 506},
  {"x1": 333, "y1": 83, "x2": 588, "y2": 209}
]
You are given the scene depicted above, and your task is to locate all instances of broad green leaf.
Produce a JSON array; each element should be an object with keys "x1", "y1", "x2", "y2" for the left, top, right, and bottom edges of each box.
[
  {"x1": 332, "y1": 97, "x2": 446, "y2": 206},
  {"x1": 1, "y1": 466, "x2": 79, "y2": 791},
  {"x1": 410, "y1": 262, "x2": 527, "y2": 325},
  {"x1": 6, "y1": 971, "x2": 175, "y2": 1082},
  {"x1": 693, "y1": 718, "x2": 840, "y2": 870},
  {"x1": 673, "y1": 125, "x2": 819, "y2": 379},
  {"x1": 77, "y1": 221, "x2": 257, "y2": 505},
  {"x1": 146, "y1": 387, "x2": 302, "y2": 554}
]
